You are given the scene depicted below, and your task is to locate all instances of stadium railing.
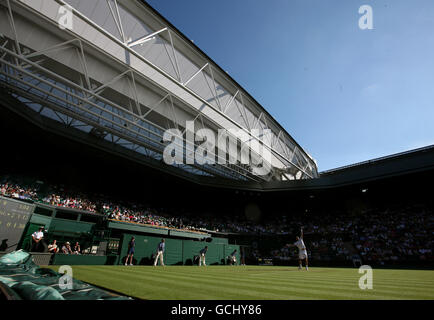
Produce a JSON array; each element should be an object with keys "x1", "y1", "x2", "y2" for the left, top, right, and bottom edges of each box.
[{"x1": 108, "y1": 218, "x2": 209, "y2": 236}]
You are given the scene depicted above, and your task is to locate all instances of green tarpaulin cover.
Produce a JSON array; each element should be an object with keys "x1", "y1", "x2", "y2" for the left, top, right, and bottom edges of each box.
[{"x1": 0, "y1": 250, "x2": 131, "y2": 300}]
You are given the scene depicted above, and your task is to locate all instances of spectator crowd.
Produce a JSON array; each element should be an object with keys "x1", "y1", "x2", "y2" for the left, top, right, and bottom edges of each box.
[
  {"x1": 1, "y1": 175, "x2": 433, "y2": 265},
  {"x1": 263, "y1": 206, "x2": 433, "y2": 266}
]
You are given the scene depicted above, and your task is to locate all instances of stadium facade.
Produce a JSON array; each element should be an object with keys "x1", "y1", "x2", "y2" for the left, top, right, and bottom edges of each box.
[{"x1": 0, "y1": 0, "x2": 318, "y2": 185}]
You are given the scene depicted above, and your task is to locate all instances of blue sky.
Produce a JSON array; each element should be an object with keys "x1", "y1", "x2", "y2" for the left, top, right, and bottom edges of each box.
[{"x1": 145, "y1": 0, "x2": 434, "y2": 171}]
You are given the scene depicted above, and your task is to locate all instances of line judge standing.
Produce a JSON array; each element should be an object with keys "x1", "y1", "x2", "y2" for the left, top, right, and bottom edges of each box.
[
  {"x1": 154, "y1": 238, "x2": 165, "y2": 266},
  {"x1": 199, "y1": 246, "x2": 208, "y2": 266},
  {"x1": 125, "y1": 236, "x2": 135, "y2": 266},
  {"x1": 230, "y1": 249, "x2": 237, "y2": 265}
]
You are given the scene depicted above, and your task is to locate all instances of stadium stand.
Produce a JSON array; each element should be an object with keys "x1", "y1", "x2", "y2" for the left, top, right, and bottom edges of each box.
[
  {"x1": 262, "y1": 205, "x2": 433, "y2": 266},
  {"x1": 1, "y1": 174, "x2": 432, "y2": 267},
  {"x1": 0, "y1": 52, "x2": 433, "y2": 269}
]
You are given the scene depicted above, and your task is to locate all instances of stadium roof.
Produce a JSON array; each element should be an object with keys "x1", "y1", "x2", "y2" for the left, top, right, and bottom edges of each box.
[
  {"x1": 319, "y1": 144, "x2": 434, "y2": 176},
  {"x1": 139, "y1": 0, "x2": 317, "y2": 166},
  {"x1": 0, "y1": 0, "x2": 318, "y2": 183}
]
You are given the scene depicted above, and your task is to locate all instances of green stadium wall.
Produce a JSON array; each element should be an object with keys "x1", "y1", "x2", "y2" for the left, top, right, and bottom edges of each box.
[
  {"x1": 119, "y1": 234, "x2": 240, "y2": 266},
  {"x1": 15, "y1": 204, "x2": 237, "y2": 266},
  {"x1": 51, "y1": 254, "x2": 119, "y2": 265},
  {"x1": 19, "y1": 213, "x2": 96, "y2": 251},
  {"x1": 108, "y1": 220, "x2": 210, "y2": 239}
]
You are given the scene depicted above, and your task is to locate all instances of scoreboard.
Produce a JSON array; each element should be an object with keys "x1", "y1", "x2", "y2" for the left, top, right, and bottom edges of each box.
[{"x1": 0, "y1": 196, "x2": 34, "y2": 253}]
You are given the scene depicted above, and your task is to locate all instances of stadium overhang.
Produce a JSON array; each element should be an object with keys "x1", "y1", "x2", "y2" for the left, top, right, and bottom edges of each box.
[
  {"x1": 0, "y1": 0, "x2": 318, "y2": 183},
  {"x1": 1, "y1": 87, "x2": 433, "y2": 193}
]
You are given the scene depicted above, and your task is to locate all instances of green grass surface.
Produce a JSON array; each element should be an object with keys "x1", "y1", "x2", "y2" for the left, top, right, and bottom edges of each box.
[{"x1": 44, "y1": 265, "x2": 434, "y2": 300}]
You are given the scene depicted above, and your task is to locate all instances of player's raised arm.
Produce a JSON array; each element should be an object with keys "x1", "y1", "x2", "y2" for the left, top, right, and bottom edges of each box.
[{"x1": 300, "y1": 227, "x2": 304, "y2": 239}]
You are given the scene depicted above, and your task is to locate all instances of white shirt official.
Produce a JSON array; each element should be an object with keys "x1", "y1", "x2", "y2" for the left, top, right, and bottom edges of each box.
[{"x1": 32, "y1": 231, "x2": 44, "y2": 240}]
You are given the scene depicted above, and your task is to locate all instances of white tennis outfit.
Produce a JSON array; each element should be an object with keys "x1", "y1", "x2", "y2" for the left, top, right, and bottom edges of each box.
[
  {"x1": 154, "y1": 242, "x2": 165, "y2": 266},
  {"x1": 199, "y1": 253, "x2": 206, "y2": 266},
  {"x1": 294, "y1": 239, "x2": 307, "y2": 259}
]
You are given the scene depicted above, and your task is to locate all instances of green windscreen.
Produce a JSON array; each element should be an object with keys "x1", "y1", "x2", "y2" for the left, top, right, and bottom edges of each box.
[{"x1": 119, "y1": 234, "x2": 239, "y2": 266}]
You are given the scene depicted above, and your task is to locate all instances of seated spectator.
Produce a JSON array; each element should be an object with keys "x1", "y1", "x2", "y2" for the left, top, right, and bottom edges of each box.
[
  {"x1": 73, "y1": 242, "x2": 81, "y2": 255},
  {"x1": 0, "y1": 184, "x2": 7, "y2": 196},
  {"x1": 48, "y1": 240, "x2": 58, "y2": 254},
  {"x1": 62, "y1": 242, "x2": 73, "y2": 254}
]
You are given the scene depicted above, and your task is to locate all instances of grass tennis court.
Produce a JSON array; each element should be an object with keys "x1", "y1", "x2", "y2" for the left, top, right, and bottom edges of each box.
[{"x1": 44, "y1": 265, "x2": 434, "y2": 300}]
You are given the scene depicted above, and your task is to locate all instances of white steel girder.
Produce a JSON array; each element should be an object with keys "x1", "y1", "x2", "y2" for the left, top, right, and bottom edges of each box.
[{"x1": 0, "y1": 0, "x2": 318, "y2": 181}]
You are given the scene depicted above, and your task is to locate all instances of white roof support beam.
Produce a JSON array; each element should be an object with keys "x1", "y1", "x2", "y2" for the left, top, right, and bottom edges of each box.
[
  {"x1": 107, "y1": 0, "x2": 126, "y2": 42},
  {"x1": 129, "y1": 70, "x2": 142, "y2": 117},
  {"x1": 183, "y1": 63, "x2": 208, "y2": 86},
  {"x1": 127, "y1": 27, "x2": 167, "y2": 48},
  {"x1": 141, "y1": 93, "x2": 170, "y2": 120},
  {"x1": 24, "y1": 38, "x2": 78, "y2": 59},
  {"x1": 92, "y1": 69, "x2": 131, "y2": 95},
  {"x1": 251, "y1": 112, "x2": 263, "y2": 133},
  {"x1": 167, "y1": 30, "x2": 182, "y2": 83},
  {"x1": 5, "y1": 0, "x2": 21, "y2": 57},
  {"x1": 208, "y1": 65, "x2": 222, "y2": 111},
  {"x1": 168, "y1": 94, "x2": 179, "y2": 131},
  {"x1": 75, "y1": 42, "x2": 91, "y2": 92},
  {"x1": 223, "y1": 89, "x2": 239, "y2": 114},
  {"x1": 238, "y1": 93, "x2": 251, "y2": 131}
]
